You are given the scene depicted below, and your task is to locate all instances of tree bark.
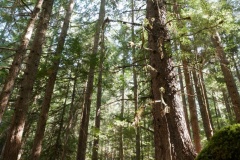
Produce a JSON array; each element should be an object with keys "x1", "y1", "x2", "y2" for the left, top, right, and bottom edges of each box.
[
  {"x1": 199, "y1": 69, "x2": 214, "y2": 130},
  {"x1": 182, "y1": 59, "x2": 201, "y2": 153},
  {"x1": 192, "y1": 69, "x2": 213, "y2": 140},
  {"x1": 61, "y1": 75, "x2": 79, "y2": 160},
  {"x1": 92, "y1": 20, "x2": 106, "y2": 160},
  {"x1": 119, "y1": 68, "x2": 124, "y2": 160},
  {"x1": 212, "y1": 91, "x2": 221, "y2": 129},
  {"x1": 30, "y1": 1, "x2": 74, "y2": 159},
  {"x1": 222, "y1": 89, "x2": 233, "y2": 123},
  {"x1": 211, "y1": 31, "x2": 240, "y2": 123},
  {"x1": 51, "y1": 82, "x2": 70, "y2": 160},
  {"x1": 231, "y1": 53, "x2": 240, "y2": 83},
  {"x1": 146, "y1": 0, "x2": 196, "y2": 159},
  {"x1": 0, "y1": 0, "x2": 43, "y2": 123},
  {"x1": 76, "y1": 0, "x2": 105, "y2": 159},
  {"x1": 1, "y1": 0, "x2": 54, "y2": 159},
  {"x1": 178, "y1": 65, "x2": 191, "y2": 134},
  {"x1": 131, "y1": 0, "x2": 141, "y2": 159}
]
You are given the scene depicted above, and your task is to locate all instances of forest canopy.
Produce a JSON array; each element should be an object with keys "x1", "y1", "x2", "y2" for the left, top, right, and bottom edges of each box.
[{"x1": 0, "y1": 0, "x2": 240, "y2": 159}]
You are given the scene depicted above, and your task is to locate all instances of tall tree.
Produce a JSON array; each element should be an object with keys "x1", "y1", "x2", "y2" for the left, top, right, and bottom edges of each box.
[
  {"x1": 182, "y1": 58, "x2": 201, "y2": 153},
  {"x1": 30, "y1": 0, "x2": 75, "y2": 159},
  {"x1": 0, "y1": 0, "x2": 43, "y2": 123},
  {"x1": 1, "y1": 0, "x2": 54, "y2": 159},
  {"x1": 119, "y1": 64, "x2": 124, "y2": 160},
  {"x1": 199, "y1": 68, "x2": 214, "y2": 130},
  {"x1": 61, "y1": 74, "x2": 80, "y2": 160},
  {"x1": 178, "y1": 66, "x2": 191, "y2": 133},
  {"x1": 76, "y1": 0, "x2": 105, "y2": 159},
  {"x1": 131, "y1": 0, "x2": 141, "y2": 159},
  {"x1": 146, "y1": 0, "x2": 196, "y2": 159},
  {"x1": 52, "y1": 81, "x2": 71, "y2": 160},
  {"x1": 192, "y1": 68, "x2": 213, "y2": 140},
  {"x1": 92, "y1": 19, "x2": 106, "y2": 160},
  {"x1": 222, "y1": 89, "x2": 233, "y2": 123},
  {"x1": 211, "y1": 31, "x2": 240, "y2": 123}
]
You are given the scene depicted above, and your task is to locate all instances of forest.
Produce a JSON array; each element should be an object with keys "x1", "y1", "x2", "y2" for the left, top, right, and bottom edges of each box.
[{"x1": 0, "y1": 0, "x2": 240, "y2": 159}]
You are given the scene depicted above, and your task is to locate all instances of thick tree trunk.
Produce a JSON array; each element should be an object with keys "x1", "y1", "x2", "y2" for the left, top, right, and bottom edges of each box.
[
  {"x1": 211, "y1": 31, "x2": 240, "y2": 123},
  {"x1": 1, "y1": 1, "x2": 54, "y2": 159},
  {"x1": 0, "y1": 0, "x2": 43, "y2": 123},
  {"x1": 76, "y1": 0, "x2": 105, "y2": 159},
  {"x1": 192, "y1": 69, "x2": 213, "y2": 140},
  {"x1": 30, "y1": 1, "x2": 74, "y2": 159},
  {"x1": 146, "y1": 0, "x2": 196, "y2": 159},
  {"x1": 182, "y1": 59, "x2": 201, "y2": 153}
]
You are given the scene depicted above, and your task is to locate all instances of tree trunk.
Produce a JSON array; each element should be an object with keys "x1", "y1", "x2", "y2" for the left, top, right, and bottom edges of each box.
[
  {"x1": 178, "y1": 65, "x2": 191, "y2": 134},
  {"x1": 61, "y1": 75, "x2": 79, "y2": 160},
  {"x1": 1, "y1": 0, "x2": 54, "y2": 159},
  {"x1": 119, "y1": 68, "x2": 124, "y2": 160},
  {"x1": 51, "y1": 82, "x2": 70, "y2": 160},
  {"x1": 222, "y1": 89, "x2": 233, "y2": 123},
  {"x1": 199, "y1": 69, "x2": 214, "y2": 131},
  {"x1": 182, "y1": 59, "x2": 201, "y2": 153},
  {"x1": 0, "y1": 0, "x2": 43, "y2": 123},
  {"x1": 76, "y1": 0, "x2": 105, "y2": 159},
  {"x1": 231, "y1": 53, "x2": 240, "y2": 82},
  {"x1": 92, "y1": 20, "x2": 106, "y2": 160},
  {"x1": 192, "y1": 69, "x2": 213, "y2": 140},
  {"x1": 211, "y1": 31, "x2": 240, "y2": 123},
  {"x1": 146, "y1": 0, "x2": 196, "y2": 159},
  {"x1": 131, "y1": 0, "x2": 141, "y2": 159},
  {"x1": 30, "y1": 1, "x2": 74, "y2": 159},
  {"x1": 212, "y1": 91, "x2": 221, "y2": 129}
]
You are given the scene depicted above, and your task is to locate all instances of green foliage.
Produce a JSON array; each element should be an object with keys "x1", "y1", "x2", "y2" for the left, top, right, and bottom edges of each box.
[{"x1": 196, "y1": 124, "x2": 240, "y2": 160}]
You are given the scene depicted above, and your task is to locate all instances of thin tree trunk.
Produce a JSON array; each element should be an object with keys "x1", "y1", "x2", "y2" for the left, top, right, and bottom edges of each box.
[
  {"x1": 199, "y1": 69, "x2": 214, "y2": 131},
  {"x1": 211, "y1": 31, "x2": 240, "y2": 123},
  {"x1": 51, "y1": 82, "x2": 70, "y2": 160},
  {"x1": 131, "y1": 0, "x2": 141, "y2": 159},
  {"x1": 179, "y1": 37, "x2": 201, "y2": 152},
  {"x1": 76, "y1": 0, "x2": 105, "y2": 159},
  {"x1": 1, "y1": 0, "x2": 53, "y2": 159},
  {"x1": 119, "y1": 68, "x2": 124, "y2": 160},
  {"x1": 231, "y1": 54, "x2": 240, "y2": 82},
  {"x1": 182, "y1": 59, "x2": 201, "y2": 153},
  {"x1": 61, "y1": 75, "x2": 78, "y2": 160},
  {"x1": 192, "y1": 69, "x2": 213, "y2": 140},
  {"x1": 222, "y1": 89, "x2": 233, "y2": 123},
  {"x1": 30, "y1": 1, "x2": 74, "y2": 159},
  {"x1": 178, "y1": 65, "x2": 191, "y2": 134},
  {"x1": 146, "y1": 0, "x2": 196, "y2": 159},
  {"x1": 212, "y1": 92, "x2": 221, "y2": 129},
  {"x1": 92, "y1": 21, "x2": 106, "y2": 160},
  {"x1": 0, "y1": 0, "x2": 43, "y2": 123}
]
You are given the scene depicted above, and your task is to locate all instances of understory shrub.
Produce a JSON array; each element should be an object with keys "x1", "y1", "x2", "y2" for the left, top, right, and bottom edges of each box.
[{"x1": 196, "y1": 124, "x2": 240, "y2": 160}]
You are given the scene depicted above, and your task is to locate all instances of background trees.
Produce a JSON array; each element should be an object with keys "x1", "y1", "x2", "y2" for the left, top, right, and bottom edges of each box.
[{"x1": 0, "y1": 0, "x2": 240, "y2": 159}]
